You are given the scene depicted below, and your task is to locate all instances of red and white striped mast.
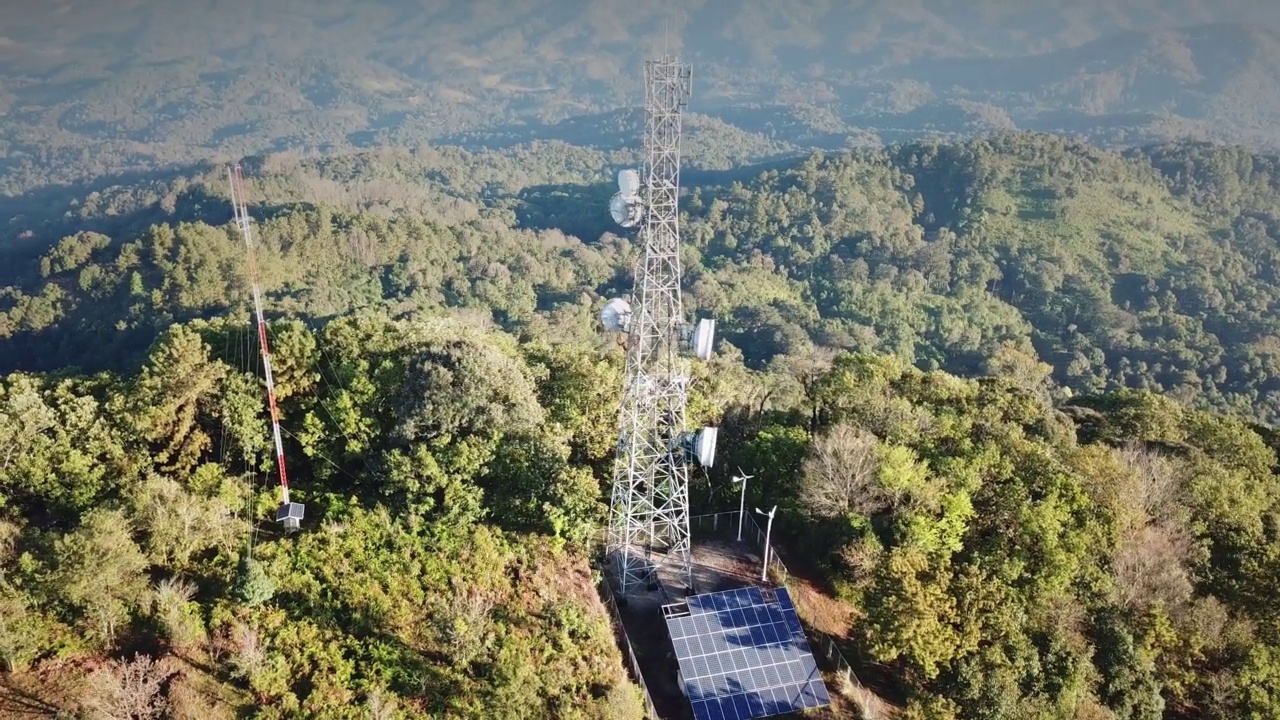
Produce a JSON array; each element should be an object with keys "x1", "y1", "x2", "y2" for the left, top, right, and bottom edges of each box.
[{"x1": 228, "y1": 163, "x2": 305, "y2": 532}]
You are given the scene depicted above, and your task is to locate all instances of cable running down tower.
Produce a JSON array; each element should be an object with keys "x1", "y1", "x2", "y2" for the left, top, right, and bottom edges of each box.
[
  {"x1": 228, "y1": 164, "x2": 305, "y2": 533},
  {"x1": 602, "y1": 57, "x2": 718, "y2": 597}
]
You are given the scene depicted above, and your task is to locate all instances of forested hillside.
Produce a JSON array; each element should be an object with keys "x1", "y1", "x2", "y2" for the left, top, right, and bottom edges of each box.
[
  {"x1": 5, "y1": 309, "x2": 1280, "y2": 718},
  {"x1": 685, "y1": 135, "x2": 1280, "y2": 422},
  {"x1": 9, "y1": 133, "x2": 1280, "y2": 421},
  {"x1": 724, "y1": 353, "x2": 1280, "y2": 719},
  {"x1": 6, "y1": 130, "x2": 1280, "y2": 717},
  {"x1": 0, "y1": 311, "x2": 643, "y2": 717}
]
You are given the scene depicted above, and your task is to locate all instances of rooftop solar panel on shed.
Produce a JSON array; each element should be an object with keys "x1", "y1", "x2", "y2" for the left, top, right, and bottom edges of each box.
[{"x1": 664, "y1": 586, "x2": 830, "y2": 720}]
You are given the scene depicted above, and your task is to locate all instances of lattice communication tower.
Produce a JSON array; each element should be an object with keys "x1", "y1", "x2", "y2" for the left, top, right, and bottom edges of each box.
[{"x1": 602, "y1": 57, "x2": 718, "y2": 597}]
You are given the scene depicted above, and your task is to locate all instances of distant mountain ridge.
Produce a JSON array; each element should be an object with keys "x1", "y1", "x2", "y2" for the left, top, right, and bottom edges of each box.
[
  {"x1": 841, "y1": 23, "x2": 1280, "y2": 145},
  {"x1": 5, "y1": 2, "x2": 1280, "y2": 191}
]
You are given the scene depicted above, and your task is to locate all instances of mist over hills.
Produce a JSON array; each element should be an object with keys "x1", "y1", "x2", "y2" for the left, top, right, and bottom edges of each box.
[{"x1": 6, "y1": 0, "x2": 1280, "y2": 191}]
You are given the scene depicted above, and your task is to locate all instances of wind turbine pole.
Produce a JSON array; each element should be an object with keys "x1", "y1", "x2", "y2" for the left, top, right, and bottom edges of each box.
[{"x1": 733, "y1": 471, "x2": 753, "y2": 542}]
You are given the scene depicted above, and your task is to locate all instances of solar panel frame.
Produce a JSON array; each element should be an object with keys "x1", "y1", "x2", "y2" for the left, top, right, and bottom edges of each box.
[{"x1": 668, "y1": 586, "x2": 829, "y2": 720}]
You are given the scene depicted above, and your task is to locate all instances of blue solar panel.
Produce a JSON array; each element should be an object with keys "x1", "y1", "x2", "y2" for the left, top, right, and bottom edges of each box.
[{"x1": 666, "y1": 586, "x2": 830, "y2": 720}]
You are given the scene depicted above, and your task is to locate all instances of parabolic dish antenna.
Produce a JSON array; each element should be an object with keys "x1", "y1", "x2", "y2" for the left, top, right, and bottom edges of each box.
[
  {"x1": 601, "y1": 297, "x2": 632, "y2": 332},
  {"x1": 610, "y1": 192, "x2": 643, "y2": 228},
  {"x1": 618, "y1": 168, "x2": 641, "y2": 199}
]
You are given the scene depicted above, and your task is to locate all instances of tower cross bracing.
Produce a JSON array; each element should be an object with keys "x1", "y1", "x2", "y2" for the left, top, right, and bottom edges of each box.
[{"x1": 606, "y1": 57, "x2": 707, "y2": 597}]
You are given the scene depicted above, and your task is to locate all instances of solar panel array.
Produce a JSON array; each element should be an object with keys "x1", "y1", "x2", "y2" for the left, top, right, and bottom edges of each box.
[{"x1": 666, "y1": 586, "x2": 830, "y2": 720}]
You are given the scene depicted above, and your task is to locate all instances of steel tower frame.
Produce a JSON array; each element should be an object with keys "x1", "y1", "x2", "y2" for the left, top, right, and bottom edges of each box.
[{"x1": 607, "y1": 57, "x2": 694, "y2": 596}]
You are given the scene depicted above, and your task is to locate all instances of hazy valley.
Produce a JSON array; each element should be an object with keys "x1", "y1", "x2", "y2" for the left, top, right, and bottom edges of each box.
[{"x1": 9, "y1": 1, "x2": 1280, "y2": 193}]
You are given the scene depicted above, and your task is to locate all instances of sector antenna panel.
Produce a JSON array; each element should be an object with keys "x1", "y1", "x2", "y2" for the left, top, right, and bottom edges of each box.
[
  {"x1": 692, "y1": 319, "x2": 715, "y2": 361},
  {"x1": 694, "y1": 427, "x2": 718, "y2": 468}
]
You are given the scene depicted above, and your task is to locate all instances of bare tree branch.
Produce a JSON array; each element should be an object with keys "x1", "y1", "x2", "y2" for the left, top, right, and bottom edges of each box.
[
  {"x1": 81, "y1": 653, "x2": 173, "y2": 720},
  {"x1": 229, "y1": 622, "x2": 264, "y2": 681},
  {"x1": 800, "y1": 423, "x2": 883, "y2": 518},
  {"x1": 367, "y1": 687, "x2": 399, "y2": 720},
  {"x1": 1112, "y1": 523, "x2": 1194, "y2": 612},
  {"x1": 1115, "y1": 442, "x2": 1187, "y2": 525}
]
